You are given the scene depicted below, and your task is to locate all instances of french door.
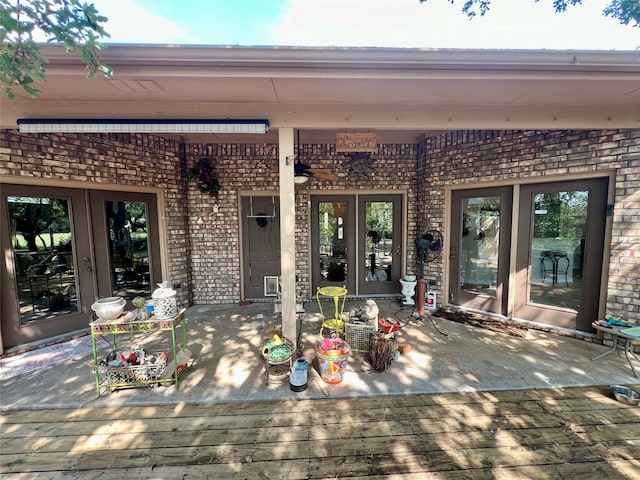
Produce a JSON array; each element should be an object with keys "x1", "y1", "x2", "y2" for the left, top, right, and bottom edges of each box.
[
  {"x1": 358, "y1": 194, "x2": 403, "y2": 295},
  {"x1": 449, "y1": 187, "x2": 512, "y2": 315},
  {"x1": 449, "y1": 178, "x2": 608, "y2": 331},
  {"x1": 1, "y1": 185, "x2": 161, "y2": 349},
  {"x1": 514, "y1": 178, "x2": 608, "y2": 331},
  {"x1": 311, "y1": 194, "x2": 403, "y2": 295}
]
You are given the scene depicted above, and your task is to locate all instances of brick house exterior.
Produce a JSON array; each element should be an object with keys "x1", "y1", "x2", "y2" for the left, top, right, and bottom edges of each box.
[
  {"x1": 2, "y1": 128, "x2": 638, "y2": 317},
  {"x1": 1, "y1": 46, "x2": 639, "y2": 352}
]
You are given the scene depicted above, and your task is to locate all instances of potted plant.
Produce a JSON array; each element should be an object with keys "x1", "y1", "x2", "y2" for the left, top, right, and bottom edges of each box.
[{"x1": 185, "y1": 157, "x2": 220, "y2": 197}]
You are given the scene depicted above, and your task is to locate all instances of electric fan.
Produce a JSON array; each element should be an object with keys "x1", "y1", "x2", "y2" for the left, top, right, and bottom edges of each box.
[{"x1": 415, "y1": 229, "x2": 443, "y2": 278}]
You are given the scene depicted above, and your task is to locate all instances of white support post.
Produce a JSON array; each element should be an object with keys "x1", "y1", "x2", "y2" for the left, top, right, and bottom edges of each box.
[{"x1": 278, "y1": 128, "x2": 297, "y2": 343}]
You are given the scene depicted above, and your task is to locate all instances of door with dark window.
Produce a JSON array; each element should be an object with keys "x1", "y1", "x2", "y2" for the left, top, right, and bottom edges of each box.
[
  {"x1": 241, "y1": 196, "x2": 281, "y2": 299},
  {"x1": 311, "y1": 194, "x2": 403, "y2": 296},
  {"x1": 358, "y1": 194, "x2": 403, "y2": 295}
]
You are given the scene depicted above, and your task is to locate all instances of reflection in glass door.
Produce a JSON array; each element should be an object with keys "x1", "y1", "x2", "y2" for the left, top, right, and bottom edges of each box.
[
  {"x1": 460, "y1": 196, "x2": 500, "y2": 297},
  {"x1": 364, "y1": 202, "x2": 392, "y2": 282},
  {"x1": 312, "y1": 197, "x2": 354, "y2": 291},
  {"x1": 359, "y1": 195, "x2": 402, "y2": 295},
  {"x1": 90, "y1": 190, "x2": 162, "y2": 302},
  {"x1": 529, "y1": 190, "x2": 588, "y2": 311},
  {"x1": 105, "y1": 200, "x2": 152, "y2": 299},
  {"x1": 516, "y1": 179, "x2": 607, "y2": 330},
  {"x1": 449, "y1": 187, "x2": 512, "y2": 314},
  {"x1": 8, "y1": 196, "x2": 79, "y2": 324}
]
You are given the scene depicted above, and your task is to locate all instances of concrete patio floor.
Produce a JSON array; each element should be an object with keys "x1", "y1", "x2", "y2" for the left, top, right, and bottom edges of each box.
[{"x1": 1, "y1": 300, "x2": 638, "y2": 410}]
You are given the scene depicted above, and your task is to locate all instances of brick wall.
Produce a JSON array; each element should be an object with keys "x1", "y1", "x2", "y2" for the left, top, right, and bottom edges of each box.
[
  {"x1": 417, "y1": 129, "x2": 640, "y2": 326},
  {"x1": 0, "y1": 130, "x2": 191, "y2": 307},
  {"x1": 184, "y1": 142, "x2": 417, "y2": 302},
  {"x1": 183, "y1": 143, "x2": 279, "y2": 303}
]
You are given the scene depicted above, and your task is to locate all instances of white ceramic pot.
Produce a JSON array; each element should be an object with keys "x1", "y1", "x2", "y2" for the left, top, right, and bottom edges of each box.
[
  {"x1": 152, "y1": 282, "x2": 177, "y2": 319},
  {"x1": 91, "y1": 297, "x2": 126, "y2": 319}
]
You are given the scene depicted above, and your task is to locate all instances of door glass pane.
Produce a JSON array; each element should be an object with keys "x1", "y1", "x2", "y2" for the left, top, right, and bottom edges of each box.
[
  {"x1": 106, "y1": 201, "x2": 151, "y2": 299},
  {"x1": 8, "y1": 196, "x2": 78, "y2": 324},
  {"x1": 364, "y1": 201, "x2": 393, "y2": 282},
  {"x1": 318, "y1": 201, "x2": 348, "y2": 283},
  {"x1": 529, "y1": 190, "x2": 586, "y2": 310},
  {"x1": 460, "y1": 196, "x2": 500, "y2": 297}
]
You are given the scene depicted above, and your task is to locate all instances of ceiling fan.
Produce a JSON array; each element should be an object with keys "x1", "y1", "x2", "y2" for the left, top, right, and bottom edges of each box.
[
  {"x1": 293, "y1": 130, "x2": 338, "y2": 184},
  {"x1": 415, "y1": 229, "x2": 444, "y2": 279}
]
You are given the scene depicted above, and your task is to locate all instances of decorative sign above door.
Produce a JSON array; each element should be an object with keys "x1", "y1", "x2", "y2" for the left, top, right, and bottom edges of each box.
[{"x1": 336, "y1": 133, "x2": 377, "y2": 153}]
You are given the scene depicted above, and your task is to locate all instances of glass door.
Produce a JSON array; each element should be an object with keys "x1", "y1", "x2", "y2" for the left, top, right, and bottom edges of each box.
[
  {"x1": 515, "y1": 179, "x2": 608, "y2": 330},
  {"x1": 449, "y1": 187, "x2": 512, "y2": 315},
  {"x1": 89, "y1": 191, "x2": 162, "y2": 301},
  {"x1": 1, "y1": 186, "x2": 163, "y2": 350},
  {"x1": 311, "y1": 195, "x2": 355, "y2": 292},
  {"x1": 1, "y1": 185, "x2": 96, "y2": 348},
  {"x1": 358, "y1": 194, "x2": 402, "y2": 295},
  {"x1": 311, "y1": 194, "x2": 403, "y2": 296}
]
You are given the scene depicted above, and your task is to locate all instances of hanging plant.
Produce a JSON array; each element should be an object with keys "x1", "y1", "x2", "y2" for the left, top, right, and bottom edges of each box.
[{"x1": 185, "y1": 157, "x2": 220, "y2": 197}]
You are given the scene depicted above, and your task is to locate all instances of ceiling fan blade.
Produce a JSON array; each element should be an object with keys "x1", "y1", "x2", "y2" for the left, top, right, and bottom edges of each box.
[{"x1": 309, "y1": 168, "x2": 338, "y2": 181}]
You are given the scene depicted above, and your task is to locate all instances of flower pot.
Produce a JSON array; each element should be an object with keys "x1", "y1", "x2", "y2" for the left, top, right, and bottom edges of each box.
[{"x1": 315, "y1": 340, "x2": 350, "y2": 384}]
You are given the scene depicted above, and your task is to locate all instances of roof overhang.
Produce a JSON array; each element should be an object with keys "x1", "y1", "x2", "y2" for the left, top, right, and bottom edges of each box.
[{"x1": 3, "y1": 44, "x2": 639, "y2": 143}]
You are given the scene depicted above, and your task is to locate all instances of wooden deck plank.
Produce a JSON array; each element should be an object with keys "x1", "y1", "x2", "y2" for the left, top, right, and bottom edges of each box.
[
  {"x1": 1, "y1": 385, "x2": 639, "y2": 479},
  {"x1": 0, "y1": 420, "x2": 597, "y2": 456},
  {"x1": 3, "y1": 403, "x2": 636, "y2": 442},
  {"x1": 3, "y1": 418, "x2": 638, "y2": 458},
  {"x1": 1, "y1": 405, "x2": 570, "y2": 441},
  {"x1": 2, "y1": 384, "x2": 627, "y2": 423},
  {"x1": 1, "y1": 398, "x2": 550, "y2": 424},
  {"x1": 4, "y1": 434, "x2": 639, "y2": 474},
  {"x1": 2, "y1": 460, "x2": 640, "y2": 480},
  {"x1": 3, "y1": 422, "x2": 638, "y2": 472}
]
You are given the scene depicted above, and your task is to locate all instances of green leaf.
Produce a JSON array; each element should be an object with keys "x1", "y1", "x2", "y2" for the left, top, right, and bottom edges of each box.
[
  {"x1": 22, "y1": 84, "x2": 41, "y2": 98},
  {"x1": 1, "y1": 0, "x2": 112, "y2": 99}
]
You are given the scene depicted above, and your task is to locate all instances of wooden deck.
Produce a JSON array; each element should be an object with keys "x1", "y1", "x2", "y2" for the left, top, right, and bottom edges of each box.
[{"x1": 2, "y1": 385, "x2": 639, "y2": 479}]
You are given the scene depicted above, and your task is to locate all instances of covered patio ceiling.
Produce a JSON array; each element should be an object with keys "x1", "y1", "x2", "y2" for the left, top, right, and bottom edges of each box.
[{"x1": 2, "y1": 45, "x2": 639, "y2": 144}]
